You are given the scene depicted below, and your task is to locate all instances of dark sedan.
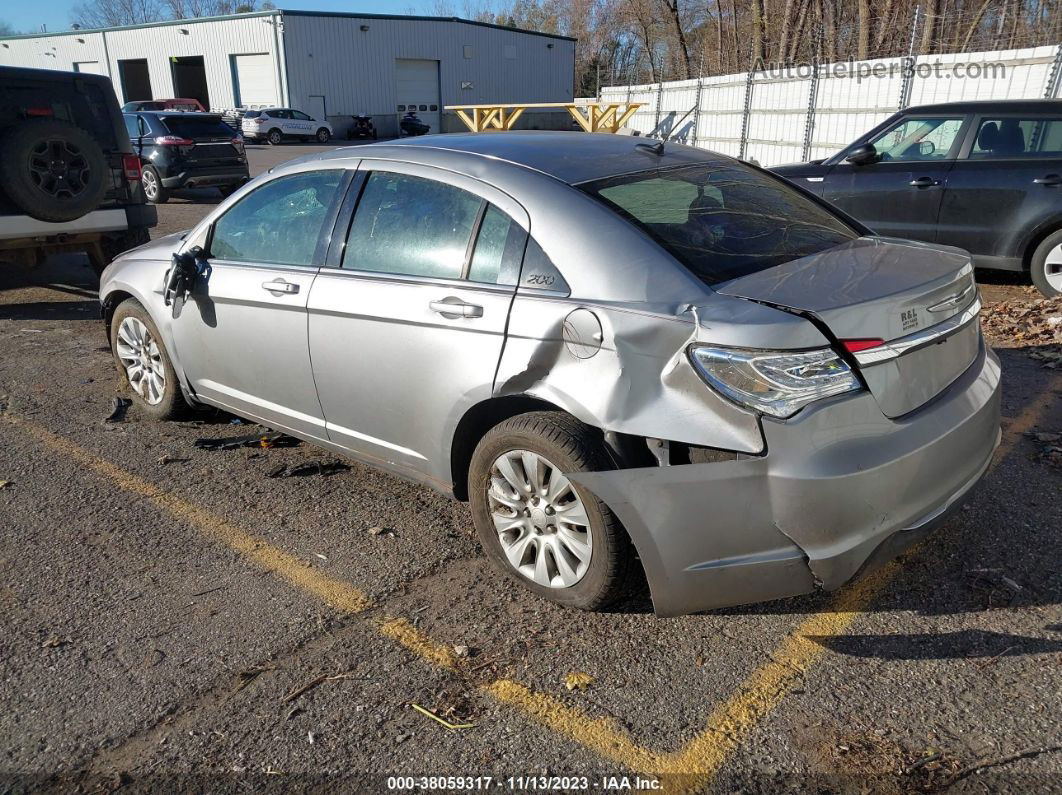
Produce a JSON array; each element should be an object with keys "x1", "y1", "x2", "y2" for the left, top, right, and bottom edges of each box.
[{"x1": 772, "y1": 100, "x2": 1062, "y2": 296}]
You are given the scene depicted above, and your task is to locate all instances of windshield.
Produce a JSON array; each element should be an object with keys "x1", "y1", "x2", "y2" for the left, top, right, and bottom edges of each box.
[
  {"x1": 161, "y1": 115, "x2": 236, "y2": 139},
  {"x1": 580, "y1": 163, "x2": 858, "y2": 285}
]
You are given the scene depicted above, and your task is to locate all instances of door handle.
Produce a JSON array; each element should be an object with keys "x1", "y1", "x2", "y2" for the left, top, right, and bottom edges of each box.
[
  {"x1": 909, "y1": 177, "x2": 941, "y2": 188},
  {"x1": 429, "y1": 297, "x2": 483, "y2": 319},
  {"x1": 1034, "y1": 174, "x2": 1062, "y2": 185},
  {"x1": 261, "y1": 279, "x2": 299, "y2": 294}
]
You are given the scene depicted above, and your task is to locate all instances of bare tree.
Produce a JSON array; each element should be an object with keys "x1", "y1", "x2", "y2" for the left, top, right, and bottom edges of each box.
[{"x1": 72, "y1": 0, "x2": 163, "y2": 28}]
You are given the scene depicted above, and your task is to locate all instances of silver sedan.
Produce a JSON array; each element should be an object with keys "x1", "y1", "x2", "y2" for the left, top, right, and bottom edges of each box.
[{"x1": 100, "y1": 132, "x2": 1001, "y2": 616}]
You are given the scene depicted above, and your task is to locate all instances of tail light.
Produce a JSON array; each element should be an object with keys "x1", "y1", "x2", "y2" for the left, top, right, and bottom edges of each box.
[
  {"x1": 26, "y1": 106, "x2": 54, "y2": 117},
  {"x1": 231, "y1": 136, "x2": 245, "y2": 154},
  {"x1": 841, "y1": 338, "x2": 885, "y2": 354},
  {"x1": 154, "y1": 135, "x2": 194, "y2": 146},
  {"x1": 121, "y1": 153, "x2": 142, "y2": 181}
]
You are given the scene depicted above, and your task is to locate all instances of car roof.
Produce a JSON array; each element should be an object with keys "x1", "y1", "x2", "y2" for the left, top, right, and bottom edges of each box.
[
  {"x1": 323, "y1": 131, "x2": 737, "y2": 186},
  {"x1": 904, "y1": 99, "x2": 1062, "y2": 114},
  {"x1": 132, "y1": 110, "x2": 223, "y2": 117}
]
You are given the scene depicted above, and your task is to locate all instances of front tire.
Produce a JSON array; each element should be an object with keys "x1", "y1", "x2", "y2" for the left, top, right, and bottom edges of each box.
[
  {"x1": 468, "y1": 412, "x2": 633, "y2": 611},
  {"x1": 110, "y1": 299, "x2": 185, "y2": 421},
  {"x1": 1030, "y1": 230, "x2": 1062, "y2": 297},
  {"x1": 316, "y1": 127, "x2": 331, "y2": 143},
  {"x1": 141, "y1": 166, "x2": 168, "y2": 204}
]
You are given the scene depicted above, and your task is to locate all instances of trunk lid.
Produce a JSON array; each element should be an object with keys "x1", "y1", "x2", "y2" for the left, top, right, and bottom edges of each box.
[{"x1": 715, "y1": 236, "x2": 981, "y2": 418}]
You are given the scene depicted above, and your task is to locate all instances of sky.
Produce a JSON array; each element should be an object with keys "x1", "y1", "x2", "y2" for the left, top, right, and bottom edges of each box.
[{"x1": 4, "y1": 0, "x2": 473, "y2": 36}]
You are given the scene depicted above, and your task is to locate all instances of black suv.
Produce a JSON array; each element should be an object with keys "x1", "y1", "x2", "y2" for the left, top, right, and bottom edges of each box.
[
  {"x1": 124, "y1": 111, "x2": 249, "y2": 203},
  {"x1": 0, "y1": 66, "x2": 156, "y2": 277},
  {"x1": 772, "y1": 100, "x2": 1062, "y2": 296}
]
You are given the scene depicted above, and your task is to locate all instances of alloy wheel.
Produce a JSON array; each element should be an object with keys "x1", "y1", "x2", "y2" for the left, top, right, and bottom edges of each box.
[
  {"x1": 1044, "y1": 243, "x2": 1062, "y2": 292},
  {"x1": 141, "y1": 169, "x2": 158, "y2": 201},
  {"x1": 115, "y1": 316, "x2": 166, "y2": 405},
  {"x1": 29, "y1": 138, "x2": 91, "y2": 200},
  {"x1": 487, "y1": 450, "x2": 592, "y2": 588}
]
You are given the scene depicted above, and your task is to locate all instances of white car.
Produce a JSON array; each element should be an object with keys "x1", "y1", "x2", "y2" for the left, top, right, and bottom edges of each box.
[{"x1": 241, "y1": 108, "x2": 332, "y2": 145}]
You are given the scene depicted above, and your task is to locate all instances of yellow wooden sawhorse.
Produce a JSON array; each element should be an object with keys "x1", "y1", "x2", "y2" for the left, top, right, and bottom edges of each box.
[{"x1": 446, "y1": 102, "x2": 642, "y2": 133}]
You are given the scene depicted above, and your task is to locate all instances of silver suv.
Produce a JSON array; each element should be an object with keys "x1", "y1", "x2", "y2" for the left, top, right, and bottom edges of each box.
[{"x1": 100, "y1": 133, "x2": 1001, "y2": 617}]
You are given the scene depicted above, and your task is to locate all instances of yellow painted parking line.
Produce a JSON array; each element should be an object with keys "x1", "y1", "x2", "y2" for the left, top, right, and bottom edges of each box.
[
  {"x1": 7, "y1": 372, "x2": 1058, "y2": 791},
  {"x1": 378, "y1": 617, "x2": 458, "y2": 670},
  {"x1": 10, "y1": 418, "x2": 373, "y2": 615}
]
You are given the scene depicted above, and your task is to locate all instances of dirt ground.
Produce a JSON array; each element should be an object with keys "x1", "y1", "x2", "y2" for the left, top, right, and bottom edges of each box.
[{"x1": 0, "y1": 142, "x2": 1059, "y2": 793}]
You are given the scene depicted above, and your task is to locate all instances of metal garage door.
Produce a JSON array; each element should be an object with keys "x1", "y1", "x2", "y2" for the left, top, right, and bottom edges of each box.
[
  {"x1": 73, "y1": 61, "x2": 106, "y2": 75},
  {"x1": 395, "y1": 59, "x2": 440, "y2": 135},
  {"x1": 232, "y1": 53, "x2": 277, "y2": 107}
]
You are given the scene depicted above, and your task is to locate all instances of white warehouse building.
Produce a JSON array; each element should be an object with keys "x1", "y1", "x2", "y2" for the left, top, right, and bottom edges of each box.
[{"x1": 0, "y1": 10, "x2": 576, "y2": 137}]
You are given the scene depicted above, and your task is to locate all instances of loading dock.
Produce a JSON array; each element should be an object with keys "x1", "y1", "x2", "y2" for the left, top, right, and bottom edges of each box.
[
  {"x1": 117, "y1": 58, "x2": 151, "y2": 103},
  {"x1": 170, "y1": 55, "x2": 210, "y2": 109}
]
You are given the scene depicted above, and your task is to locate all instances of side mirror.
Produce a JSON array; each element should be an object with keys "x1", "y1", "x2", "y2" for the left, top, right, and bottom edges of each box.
[
  {"x1": 845, "y1": 143, "x2": 878, "y2": 166},
  {"x1": 164, "y1": 246, "x2": 209, "y2": 318}
]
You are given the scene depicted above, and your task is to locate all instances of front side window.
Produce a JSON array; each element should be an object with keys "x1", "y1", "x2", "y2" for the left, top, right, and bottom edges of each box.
[
  {"x1": 210, "y1": 170, "x2": 344, "y2": 266},
  {"x1": 581, "y1": 163, "x2": 857, "y2": 285},
  {"x1": 867, "y1": 117, "x2": 964, "y2": 162},
  {"x1": 971, "y1": 117, "x2": 1062, "y2": 158},
  {"x1": 343, "y1": 171, "x2": 482, "y2": 279},
  {"x1": 292, "y1": 110, "x2": 311, "y2": 120}
]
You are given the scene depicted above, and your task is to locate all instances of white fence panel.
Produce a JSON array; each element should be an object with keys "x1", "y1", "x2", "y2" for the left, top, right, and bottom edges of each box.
[{"x1": 595, "y1": 42, "x2": 1062, "y2": 166}]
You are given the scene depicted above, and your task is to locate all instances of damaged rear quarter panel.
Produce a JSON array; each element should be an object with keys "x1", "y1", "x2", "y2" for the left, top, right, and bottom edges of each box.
[{"x1": 494, "y1": 290, "x2": 831, "y2": 454}]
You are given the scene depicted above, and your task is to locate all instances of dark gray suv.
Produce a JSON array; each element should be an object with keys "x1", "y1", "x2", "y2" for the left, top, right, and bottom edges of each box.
[{"x1": 772, "y1": 100, "x2": 1062, "y2": 296}]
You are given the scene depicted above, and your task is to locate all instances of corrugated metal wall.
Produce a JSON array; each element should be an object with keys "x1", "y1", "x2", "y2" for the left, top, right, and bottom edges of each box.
[
  {"x1": 0, "y1": 12, "x2": 575, "y2": 134},
  {"x1": 600, "y1": 43, "x2": 1062, "y2": 166},
  {"x1": 0, "y1": 13, "x2": 282, "y2": 110},
  {"x1": 281, "y1": 13, "x2": 575, "y2": 134}
]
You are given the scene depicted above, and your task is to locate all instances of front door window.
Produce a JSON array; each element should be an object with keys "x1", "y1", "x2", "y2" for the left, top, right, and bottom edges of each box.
[{"x1": 868, "y1": 117, "x2": 964, "y2": 162}]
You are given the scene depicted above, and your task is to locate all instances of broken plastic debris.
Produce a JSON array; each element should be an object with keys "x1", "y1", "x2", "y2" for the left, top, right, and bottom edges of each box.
[{"x1": 564, "y1": 672, "x2": 594, "y2": 691}]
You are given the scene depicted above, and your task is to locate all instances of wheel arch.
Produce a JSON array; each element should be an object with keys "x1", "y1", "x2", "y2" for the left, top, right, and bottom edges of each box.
[
  {"x1": 449, "y1": 394, "x2": 569, "y2": 501},
  {"x1": 1020, "y1": 214, "x2": 1062, "y2": 271},
  {"x1": 101, "y1": 288, "x2": 135, "y2": 341}
]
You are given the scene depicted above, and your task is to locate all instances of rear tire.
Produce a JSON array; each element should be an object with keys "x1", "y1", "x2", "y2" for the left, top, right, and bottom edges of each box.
[
  {"x1": 1030, "y1": 229, "x2": 1062, "y2": 297},
  {"x1": 267, "y1": 128, "x2": 283, "y2": 145},
  {"x1": 0, "y1": 118, "x2": 109, "y2": 222},
  {"x1": 110, "y1": 299, "x2": 186, "y2": 421},
  {"x1": 141, "y1": 166, "x2": 168, "y2": 204},
  {"x1": 468, "y1": 412, "x2": 634, "y2": 611}
]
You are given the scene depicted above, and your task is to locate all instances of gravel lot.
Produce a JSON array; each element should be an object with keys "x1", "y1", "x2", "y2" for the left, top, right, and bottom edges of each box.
[{"x1": 1, "y1": 142, "x2": 1060, "y2": 792}]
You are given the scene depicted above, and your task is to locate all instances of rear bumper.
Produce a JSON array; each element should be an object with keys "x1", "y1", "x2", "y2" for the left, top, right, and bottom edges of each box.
[
  {"x1": 571, "y1": 340, "x2": 1002, "y2": 617},
  {"x1": 0, "y1": 204, "x2": 156, "y2": 242},
  {"x1": 162, "y1": 167, "x2": 249, "y2": 189}
]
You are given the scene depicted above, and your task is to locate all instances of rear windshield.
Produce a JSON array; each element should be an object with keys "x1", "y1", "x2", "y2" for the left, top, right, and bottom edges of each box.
[
  {"x1": 161, "y1": 115, "x2": 236, "y2": 139},
  {"x1": 580, "y1": 163, "x2": 858, "y2": 285},
  {"x1": 243, "y1": 110, "x2": 261, "y2": 118}
]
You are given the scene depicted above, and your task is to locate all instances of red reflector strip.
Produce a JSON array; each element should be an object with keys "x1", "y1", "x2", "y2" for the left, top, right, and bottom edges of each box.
[
  {"x1": 26, "y1": 107, "x2": 54, "y2": 117},
  {"x1": 842, "y1": 338, "x2": 886, "y2": 354}
]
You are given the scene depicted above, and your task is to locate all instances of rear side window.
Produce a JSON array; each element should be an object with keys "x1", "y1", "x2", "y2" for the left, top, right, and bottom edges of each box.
[
  {"x1": 468, "y1": 205, "x2": 525, "y2": 285},
  {"x1": 971, "y1": 117, "x2": 1062, "y2": 158},
  {"x1": 343, "y1": 171, "x2": 481, "y2": 279},
  {"x1": 162, "y1": 116, "x2": 236, "y2": 139},
  {"x1": 210, "y1": 170, "x2": 344, "y2": 266},
  {"x1": 581, "y1": 163, "x2": 857, "y2": 285},
  {"x1": 123, "y1": 114, "x2": 139, "y2": 138}
]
